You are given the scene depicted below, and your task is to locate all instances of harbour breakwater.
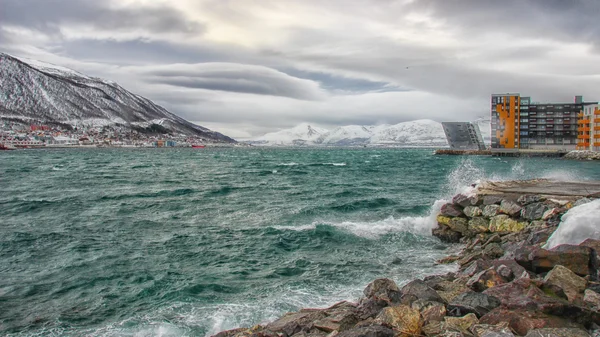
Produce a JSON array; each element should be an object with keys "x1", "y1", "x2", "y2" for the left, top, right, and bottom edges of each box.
[{"x1": 214, "y1": 179, "x2": 600, "y2": 337}]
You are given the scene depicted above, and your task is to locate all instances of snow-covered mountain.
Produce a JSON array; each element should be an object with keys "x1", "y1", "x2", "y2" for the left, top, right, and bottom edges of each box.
[
  {"x1": 250, "y1": 123, "x2": 328, "y2": 146},
  {"x1": 250, "y1": 119, "x2": 449, "y2": 147},
  {"x1": 0, "y1": 53, "x2": 235, "y2": 142}
]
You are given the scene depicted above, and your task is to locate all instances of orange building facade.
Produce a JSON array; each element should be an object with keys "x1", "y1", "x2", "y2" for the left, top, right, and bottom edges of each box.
[
  {"x1": 492, "y1": 94, "x2": 595, "y2": 150},
  {"x1": 577, "y1": 104, "x2": 600, "y2": 151}
]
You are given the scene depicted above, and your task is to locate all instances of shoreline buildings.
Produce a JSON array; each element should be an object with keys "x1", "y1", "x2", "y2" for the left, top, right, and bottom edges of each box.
[
  {"x1": 577, "y1": 104, "x2": 600, "y2": 152},
  {"x1": 491, "y1": 94, "x2": 597, "y2": 151},
  {"x1": 442, "y1": 122, "x2": 486, "y2": 150}
]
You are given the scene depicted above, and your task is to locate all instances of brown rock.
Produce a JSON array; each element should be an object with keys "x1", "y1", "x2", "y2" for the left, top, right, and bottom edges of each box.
[
  {"x1": 448, "y1": 292, "x2": 501, "y2": 318},
  {"x1": 479, "y1": 309, "x2": 583, "y2": 336},
  {"x1": 362, "y1": 278, "x2": 401, "y2": 304},
  {"x1": 500, "y1": 200, "x2": 523, "y2": 217},
  {"x1": 529, "y1": 245, "x2": 592, "y2": 276},
  {"x1": 335, "y1": 326, "x2": 394, "y2": 337},
  {"x1": 524, "y1": 328, "x2": 591, "y2": 337},
  {"x1": 433, "y1": 280, "x2": 471, "y2": 303},
  {"x1": 453, "y1": 194, "x2": 473, "y2": 207},
  {"x1": 467, "y1": 267, "x2": 507, "y2": 292},
  {"x1": 422, "y1": 322, "x2": 444, "y2": 337},
  {"x1": 579, "y1": 239, "x2": 600, "y2": 281},
  {"x1": 411, "y1": 300, "x2": 446, "y2": 324},
  {"x1": 267, "y1": 311, "x2": 328, "y2": 337},
  {"x1": 543, "y1": 265, "x2": 587, "y2": 302},
  {"x1": 441, "y1": 203, "x2": 465, "y2": 217},
  {"x1": 375, "y1": 305, "x2": 422, "y2": 337},
  {"x1": 433, "y1": 225, "x2": 462, "y2": 243},
  {"x1": 445, "y1": 313, "x2": 479, "y2": 334},
  {"x1": 470, "y1": 323, "x2": 514, "y2": 337}
]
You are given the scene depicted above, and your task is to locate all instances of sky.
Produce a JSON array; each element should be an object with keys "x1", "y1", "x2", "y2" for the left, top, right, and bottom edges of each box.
[{"x1": 2, "y1": 0, "x2": 600, "y2": 138}]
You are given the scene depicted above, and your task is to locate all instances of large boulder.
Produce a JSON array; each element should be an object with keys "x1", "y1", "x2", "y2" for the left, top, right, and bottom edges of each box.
[
  {"x1": 375, "y1": 305, "x2": 423, "y2": 337},
  {"x1": 467, "y1": 267, "x2": 507, "y2": 292},
  {"x1": 500, "y1": 200, "x2": 523, "y2": 217},
  {"x1": 479, "y1": 309, "x2": 584, "y2": 336},
  {"x1": 464, "y1": 206, "x2": 483, "y2": 218},
  {"x1": 448, "y1": 217, "x2": 469, "y2": 235},
  {"x1": 521, "y1": 203, "x2": 550, "y2": 221},
  {"x1": 528, "y1": 245, "x2": 592, "y2": 276},
  {"x1": 441, "y1": 203, "x2": 465, "y2": 217},
  {"x1": 453, "y1": 194, "x2": 473, "y2": 208},
  {"x1": 401, "y1": 279, "x2": 446, "y2": 305},
  {"x1": 313, "y1": 302, "x2": 359, "y2": 333},
  {"x1": 469, "y1": 217, "x2": 490, "y2": 233},
  {"x1": 444, "y1": 313, "x2": 479, "y2": 334},
  {"x1": 362, "y1": 278, "x2": 401, "y2": 304},
  {"x1": 489, "y1": 215, "x2": 527, "y2": 233},
  {"x1": 431, "y1": 280, "x2": 471, "y2": 303},
  {"x1": 543, "y1": 265, "x2": 587, "y2": 302},
  {"x1": 433, "y1": 225, "x2": 462, "y2": 243},
  {"x1": 336, "y1": 326, "x2": 395, "y2": 337},
  {"x1": 524, "y1": 328, "x2": 591, "y2": 337},
  {"x1": 483, "y1": 205, "x2": 501, "y2": 218},
  {"x1": 448, "y1": 292, "x2": 501, "y2": 318},
  {"x1": 483, "y1": 196, "x2": 504, "y2": 205},
  {"x1": 266, "y1": 311, "x2": 328, "y2": 337}
]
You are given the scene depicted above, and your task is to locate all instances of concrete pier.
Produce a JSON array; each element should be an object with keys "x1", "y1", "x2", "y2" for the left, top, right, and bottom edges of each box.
[{"x1": 475, "y1": 179, "x2": 600, "y2": 199}]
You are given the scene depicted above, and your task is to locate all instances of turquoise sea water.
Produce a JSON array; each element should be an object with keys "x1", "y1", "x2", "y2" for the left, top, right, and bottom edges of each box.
[{"x1": 1, "y1": 148, "x2": 600, "y2": 336}]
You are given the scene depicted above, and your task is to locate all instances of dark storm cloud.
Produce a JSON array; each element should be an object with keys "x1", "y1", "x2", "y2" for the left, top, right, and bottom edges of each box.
[
  {"x1": 0, "y1": 0, "x2": 204, "y2": 35},
  {"x1": 143, "y1": 64, "x2": 323, "y2": 100},
  {"x1": 409, "y1": 0, "x2": 600, "y2": 45}
]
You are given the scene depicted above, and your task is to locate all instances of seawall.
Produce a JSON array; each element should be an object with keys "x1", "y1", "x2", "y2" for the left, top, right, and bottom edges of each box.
[{"x1": 213, "y1": 179, "x2": 600, "y2": 337}]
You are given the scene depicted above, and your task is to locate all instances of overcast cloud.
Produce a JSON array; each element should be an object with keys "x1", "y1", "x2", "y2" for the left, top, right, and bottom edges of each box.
[{"x1": 1, "y1": 0, "x2": 600, "y2": 138}]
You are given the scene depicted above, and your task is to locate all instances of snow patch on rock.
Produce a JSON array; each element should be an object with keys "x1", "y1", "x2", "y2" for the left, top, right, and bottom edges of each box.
[{"x1": 545, "y1": 199, "x2": 600, "y2": 249}]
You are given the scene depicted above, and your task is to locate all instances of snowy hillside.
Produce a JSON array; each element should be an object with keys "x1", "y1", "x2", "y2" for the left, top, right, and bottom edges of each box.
[
  {"x1": 251, "y1": 120, "x2": 449, "y2": 147},
  {"x1": 250, "y1": 123, "x2": 328, "y2": 146},
  {"x1": 0, "y1": 53, "x2": 235, "y2": 142}
]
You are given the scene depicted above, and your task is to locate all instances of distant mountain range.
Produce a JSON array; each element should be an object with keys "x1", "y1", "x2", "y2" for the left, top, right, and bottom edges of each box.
[
  {"x1": 249, "y1": 119, "x2": 459, "y2": 147},
  {"x1": 0, "y1": 53, "x2": 235, "y2": 143}
]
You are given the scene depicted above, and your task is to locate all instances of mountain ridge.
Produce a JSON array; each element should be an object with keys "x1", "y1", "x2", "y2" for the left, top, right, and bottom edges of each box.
[{"x1": 0, "y1": 53, "x2": 235, "y2": 143}]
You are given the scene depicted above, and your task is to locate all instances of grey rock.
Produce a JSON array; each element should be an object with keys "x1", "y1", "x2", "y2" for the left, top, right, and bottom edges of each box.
[
  {"x1": 483, "y1": 195, "x2": 504, "y2": 205},
  {"x1": 401, "y1": 279, "x2": 446, "y2": 305},
  {"x1": 441, "y1": 203, "x2": 465, "y2": 217},
  {"x1": 483, "y1": 243, "x2": 504, "y2": 259},
  {"x1": 448, "y1": 292, "x2": 501, "y2": 318},
  {"x1": 521, "y1": 202, "x2": 550, "y2": 221},
  {"x1": 448, "y1": 217, "x2": 469, "y2": 235},
  {"x1": 469, "y1": 217, "x2": 490, "y2": 233},
  {"x1": 362, "y1": 278, "x2": 401, "y2": 304},
  {"x1": 500, "y1": 200, "x2": 523, "y2": 217},
  {"x1": 335, "y1": 326, "x2": 395, "y2": 337},
  {"x1": 518, "y1": 194, "x2": 542, "y2": 206},
  {"x1": 483, "y1": 205, "x2": 501, "y2": 218},
  {"x1": 574, "y1": 198, "x2": 593, "y2": 207},
  {"x1": 453, "y1": 194, "x2": 472, "y2": 208},
  {"x1": 464, "y1": 206, "x2": 483, "y2": 218}
]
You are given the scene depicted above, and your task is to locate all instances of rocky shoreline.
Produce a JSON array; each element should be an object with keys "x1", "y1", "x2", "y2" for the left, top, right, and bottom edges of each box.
[
  {"x1": 564, "y1": 151, "x2": 600, "y2": 161},
  {"x1": 213, "y1": 180, "x2": 600, "y2": 337}
]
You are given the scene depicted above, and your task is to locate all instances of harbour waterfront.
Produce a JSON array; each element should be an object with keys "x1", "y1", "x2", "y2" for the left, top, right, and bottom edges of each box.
[{"x1": 1, "y1": 148, "x2": 600, "y2": 336}]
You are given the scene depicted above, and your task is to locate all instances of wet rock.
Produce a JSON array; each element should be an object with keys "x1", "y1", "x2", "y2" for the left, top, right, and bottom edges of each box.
[
  {"x1": 445, "y1": 313, "x2": 479, "y2": 334},
  {"x1": 469, "y1": 217, "x2": 490, "y2": 233},
  {"x1": 543, "y1": 265, "x2": 587, "y2": 302},
  {"x1": 267, "y1": 311, "x2": 328, "y2": 337},
  {"x1": 483, "y1": 205, "x2": 501, "y2": 218},
  {"x1": 448, "y1": 292, "x2": 501, "y2": 318},
  {"x1": 518, "y1": 195, "x2": 542, "y2": 206},
  {"x1": 521, "y1": 203, "x2": 550, "y2": 221},
  {"x1": 335, "y1": 326, "x2": 395, "y2": 337},
  {"x1": 433, "y1": 225, "x2": 462, "y2": 243},
  {"x1": 524, "y1": 328, "x2": 591, "y2": 337},
  {"x1": 422, "y1": 322, "x2": 444, "y2": 337},
  {"x1": 400, "y1": 279, "x2": 446, "y2": 305},
  {"x1": 453, "y1": 194, "x2": 473, "y2": 208},
  {"x1": 362, "y1": 278, "x2": 401, "y2": 304},
  {"x1": 441, "y1": 203, "x2": 465, "y2": 217},
  {"x1": 500, "y1": 200, "x2": 523, "y2": 217},
  {"x1": 479, "y1": 308, "x2": 584, "y2": 336},
  {"x1": 483, "y1": 243, "x2": 505, "y2": 259},
  {"x1": 489, "y1": 215, "x2": 527, "y2": 233},
  {"x1": 484, "y1": 196, "x2": 504, "y2": 205},
  {"x1": 467, "y1": 267, "x2": 507, "y2": 292},
  {"x1": 411, "y1": 300, "x2": 446, "y2": 325},
  {"x1": 433, "y1": 280, "x2": 471, "y2": 303},
  {"x1": 529, "y1": 245, "x2": 592, "y2": 276},
  {"x1": 470, "y1": 323, "x2": 515, "y2": 337},
  {"x1": 375, "y1": 305, "x2": 422, "y2": 337},
  {"x1": 448, "y1": 217, "x2": 469, "y2": 235},
  {"x1": 464, "y1": 206, "x2": 483, "y2": 218},
  {"x1": 356, "y1": 298, "x2": 388, "y2": 320},
  {"x1": 584, "y1": 289, "x2": 600, "y2": 309},
  {"x1": 527, "y1": 229, "x2": 553, "y2": 246}
]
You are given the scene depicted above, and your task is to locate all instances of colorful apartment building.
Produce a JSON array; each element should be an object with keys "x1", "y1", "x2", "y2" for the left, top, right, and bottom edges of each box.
[
  {"x1": 577, "y1": 104, "x2": 600, "y2": 151},
  {"x1": 491, "y1": 94, "x2": 596, "y2": 150}
]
